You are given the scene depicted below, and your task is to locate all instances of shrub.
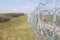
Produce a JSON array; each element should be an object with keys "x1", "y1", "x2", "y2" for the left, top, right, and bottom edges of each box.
[
  {"x1": 4, "y1": 13, "x2": 25, "y2": 18},
  {"x1": 0, "y1": 16, "x2": 11, "y2": 22},
  {"x1": 18, "y1": 13, "x2": 25, "y2": 16}
]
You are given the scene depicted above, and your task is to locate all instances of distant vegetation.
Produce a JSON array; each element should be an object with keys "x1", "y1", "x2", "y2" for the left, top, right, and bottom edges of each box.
[
  {"x1": 0, "y1": 14, "x2": 4, "y2": 16},
  {"x1": 4, "y1": 13, "x2": 24, "y2": 18},
  {"x1": 0, "y1": 13, "x2": 25, "y2": 22},
  {"x1": 0, "y1": 16, "x2": 11, "y2": 22}
]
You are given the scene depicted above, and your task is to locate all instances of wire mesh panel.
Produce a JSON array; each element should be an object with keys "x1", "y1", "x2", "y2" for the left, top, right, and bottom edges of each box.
[
  {"x1": 27, "y1": 0, "x2": 60, "y2": 40},
  {"x1": 56, "y1": 8, "x2": 60, "y2": 27}
]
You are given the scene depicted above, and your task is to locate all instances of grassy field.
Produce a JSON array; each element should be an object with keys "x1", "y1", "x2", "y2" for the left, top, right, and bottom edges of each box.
[{"x1": 0, "y1": 14, "x2": 38, "y2": 40}]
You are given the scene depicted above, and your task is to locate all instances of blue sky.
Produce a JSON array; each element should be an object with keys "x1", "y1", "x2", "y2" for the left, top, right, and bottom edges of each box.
[{"x1": 0, "y1": 0, "x2": 60, "y2": 13}]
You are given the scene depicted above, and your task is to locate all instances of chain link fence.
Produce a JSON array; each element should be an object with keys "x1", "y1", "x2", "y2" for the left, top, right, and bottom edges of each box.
[{"x1": 27, "y1": 0, "x2": 60, "y2": 40}]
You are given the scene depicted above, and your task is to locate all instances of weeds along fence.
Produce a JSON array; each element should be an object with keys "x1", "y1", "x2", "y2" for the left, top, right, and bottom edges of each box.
[{"x1": 27, "y1": 0, "x2": 60, "y2": 40}]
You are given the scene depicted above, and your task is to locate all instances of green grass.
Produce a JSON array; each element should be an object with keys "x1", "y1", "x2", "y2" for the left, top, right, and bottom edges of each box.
[
  {"x1": 0, "y1": 15, "x2": 38, "y2": 40},
  {"x1": 0, "y1": 14, "x2": 4, "y2": 16}
]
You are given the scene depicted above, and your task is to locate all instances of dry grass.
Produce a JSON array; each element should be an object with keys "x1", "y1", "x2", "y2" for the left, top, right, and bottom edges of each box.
[{"x1": 0, "y1": 14, "x2": 38, "y2": 40}]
